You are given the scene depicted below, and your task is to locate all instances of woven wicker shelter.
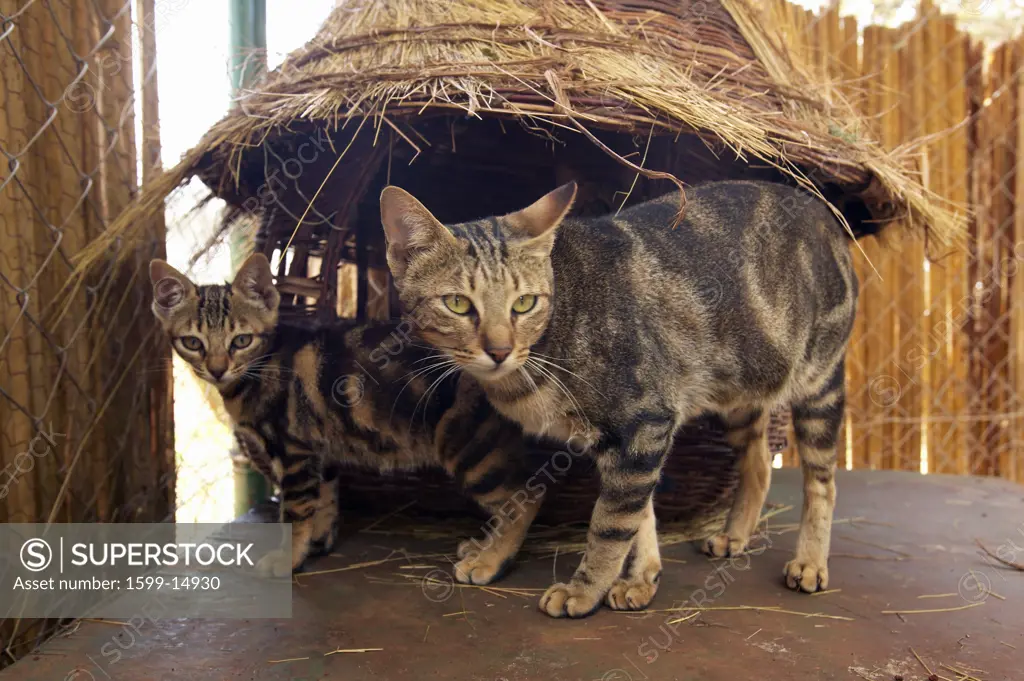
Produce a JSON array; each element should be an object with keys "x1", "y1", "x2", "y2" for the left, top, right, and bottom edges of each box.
[{"x1": 71, "y1": 0, "x2": 960, "y2": 530}]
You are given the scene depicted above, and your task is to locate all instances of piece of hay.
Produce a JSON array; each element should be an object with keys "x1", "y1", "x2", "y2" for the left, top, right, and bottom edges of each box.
[
  {"x1": 665, "y1": 611, "x2": 702, "y2": 626},
  {"x1": 882, "y1": 602, "x2": 984, "y2": 615},
  {"x1": 655, "y1": 605, "x2": 853, "y2": 623},
  {"x1": 324, "y1": 648, "x2": 383, "y2": 656},
  {"x1": 975, "y1": 540, "x2": 1024, "y2": 571},
  {"x1": 939, "y1": 663, "x2": 983, "y2": 681},
  {"x1": 360, "y1": 501, "x2": 418, "y2": 533},
  {"x1": 268, "y1": 657, "x2": 311, "y2": 665},
  {"x1": 910, "y1": 647, "x2": 943, "y2": 681},
  {"x1": 300, "y1": 552, "x2": 445, "y2": 577}
]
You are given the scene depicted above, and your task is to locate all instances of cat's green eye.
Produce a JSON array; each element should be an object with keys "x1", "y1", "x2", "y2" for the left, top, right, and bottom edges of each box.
[
  {"x1": 179, "y1": 336, "x2": 203, "y2": 352},
  {"x1": 511, "y1": 295, "x2": 537, "y2": 314},
  {"x1": 231, "y1": 334, "x2": 254, "y2": 350},
  {"x1": 443, "y1": 295, "x2": 473, "y2": 315}
]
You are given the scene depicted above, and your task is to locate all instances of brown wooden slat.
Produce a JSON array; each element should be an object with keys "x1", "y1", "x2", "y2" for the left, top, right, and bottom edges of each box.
[
  {"x1": 892, "y1": 22, "x2": 924, "y2": 473},
  {"x1": 138, "y1": 0, "x2": 175, "y2": 514},
  {"x1": 822, "y1": 4, "x2": 840, "y2": 80},
  {"x1": 943, "y1": 23, "x2": 971, "y2": 475},
  {"x1": 839, "y1": 12, "x2": 863, "y2": 471},
  {"x1": 1012, "y1": 36, "x2": 1024, "y2": 483},
  {"x1": 963, "y1": 38, "x2": 985, "y2": 475},
  {"x1": 990, "y1": 42, "x2": 1017, "y2": 479},
  {"x1": 976, "y1": 43, "x2": 1005, "y2": 476},
  {"x1": 876, "y1": 26, "x2": 901, "y2": 471},
  {"x1": 922, "y1": 9, "x2": 951, "y2": 475},
  {"x1": 858, "y1": 25, "x2": 885, "y2": 471}
]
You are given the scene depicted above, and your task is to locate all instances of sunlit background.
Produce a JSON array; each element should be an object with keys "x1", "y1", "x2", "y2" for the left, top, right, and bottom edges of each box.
[{"x1": 154, "y1": 0, "x2": 336, "y2": 522}]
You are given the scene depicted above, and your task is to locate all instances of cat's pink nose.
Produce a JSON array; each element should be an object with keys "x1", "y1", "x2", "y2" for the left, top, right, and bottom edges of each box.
[
  {"x1": 209, "y1": 367, "x2": 226, "y2": 380},
  {"x1": 485, "y1": 347, "x2": 512, "y2": 364}
]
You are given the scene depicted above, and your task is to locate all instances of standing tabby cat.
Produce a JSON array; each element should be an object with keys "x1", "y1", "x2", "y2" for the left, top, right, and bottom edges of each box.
[
  {"x1": 380, "y1": 180, "x2": 859, "y2": 618},
  {"x1": 150, "y1": 254, "x2": 545, "y2": 583}
]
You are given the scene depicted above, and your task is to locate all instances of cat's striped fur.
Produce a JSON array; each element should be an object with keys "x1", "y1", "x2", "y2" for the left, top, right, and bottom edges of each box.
[
  {"x1": 150, "y1": 255, "x2": 545, "y2": 583},
  {"x1": 380, "y1": 180, "x2": 859, "y2": 617}
]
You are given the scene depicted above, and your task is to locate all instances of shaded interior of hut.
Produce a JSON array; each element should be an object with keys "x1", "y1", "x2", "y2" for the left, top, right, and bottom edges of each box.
[
  {"x1": 238, "y1": 118, "x2": 852, "y2": 324},
  {"x1": 1, "y1": 0, "x2": 1022, "y2": 679}
]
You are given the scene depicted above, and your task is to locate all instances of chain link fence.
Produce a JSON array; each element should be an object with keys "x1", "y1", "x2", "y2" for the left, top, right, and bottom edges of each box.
[
  {"x1": 774, "y1": 1, "x2": 1024, "y2": 480},
  {"x1": 0, "y1": 0, "x2": 178, "y2": 664}
]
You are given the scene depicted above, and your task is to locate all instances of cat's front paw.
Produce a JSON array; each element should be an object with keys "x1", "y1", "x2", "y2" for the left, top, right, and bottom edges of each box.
[
  {"x1": 454, "y1": 538, "x2": 515, "y2": 585},
  {"x1": 605, "y1": 571, "x2": 660, "y2": 611},
  {"x1": 703, "y1": 533, "x2": 748, "y2": 558},
  {"x1": 454, "y1": 550, "x2": 512, "y2": 586},
  {"x1": 456, "y1": 538, "x2": 477, "y2": 560},
  {"x1": 539, "y1": 581, "x2": 604, "y2": 619},
  {"x1": 256, "y1": 548, "x2": 297, "y2": 578},
  {"x1": 783, "y1": 556, "x2": 829, "y2": 593}
]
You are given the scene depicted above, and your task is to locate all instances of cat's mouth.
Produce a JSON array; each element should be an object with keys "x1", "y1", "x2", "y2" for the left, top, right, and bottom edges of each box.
[
  {"x1": 195, "y1": 366, "x2": 240, "y2": 389},
  {"x1": 461, "y1": 352, "x2": 522, "y2": 382}
]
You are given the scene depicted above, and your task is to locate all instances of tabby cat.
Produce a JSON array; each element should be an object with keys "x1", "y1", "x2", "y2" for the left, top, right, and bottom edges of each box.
[
  {"x1": 380, "y1": 180, "x2": 859, "y2": 618},
  {"x1": 150, "y1": 254, "x2": 545, "y2": 583}
]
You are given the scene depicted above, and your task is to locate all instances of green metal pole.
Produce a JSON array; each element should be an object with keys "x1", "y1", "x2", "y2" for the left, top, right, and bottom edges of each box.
[
  {"x1": 229, "y1": 0, "x2": 267, "y2": 98},
  {"x1": 229, "y1": 0, "x2": 270, "y2": 517}
]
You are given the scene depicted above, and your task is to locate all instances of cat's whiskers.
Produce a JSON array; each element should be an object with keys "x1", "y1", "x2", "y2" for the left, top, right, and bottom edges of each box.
[
  {"x1": 525, "y1": 357, "x2": 590, "y2": 427},
  {"x1": 413, "y1": 364, "x2": 462, "y2": 428},
  {"x1": 241, "y1": 359, "x2": 289, "y2": 374},
  {"x1": 408, "y1": 352, "x2": 450, "y2": 367},
  {"x1": 516, "y1": 366, "x2": 552, "y2": 426},
  {"x1": 529, "y1": 351, "x2": 574, "y2": 362},
  {"x1": 390, "y1": 357, "x2": 458, "y2": 424},
  {"x1": 240, "y1": 361, "x2": 294, "y2": 385},
  {"x1": 527, "y1": 355, "x2": 605, "y2": 396},
  {"x1": 396, "y1": 356, "x2": 457, "y2": 385},
  {"x1": 408, "y1": 341, "x2": 452, "y2": 352}
]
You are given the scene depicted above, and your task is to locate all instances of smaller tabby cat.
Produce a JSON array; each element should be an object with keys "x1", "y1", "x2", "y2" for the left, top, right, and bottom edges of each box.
[
  {"x1": 381, "y1": 180, "x2": 859, "y2": 618},
  {"x1": 150, "y1": 254, "x2": 545, "y2": 583}
]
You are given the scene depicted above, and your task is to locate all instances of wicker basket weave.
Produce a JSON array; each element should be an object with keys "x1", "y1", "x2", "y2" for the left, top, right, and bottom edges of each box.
[{"x1": 329, "y1": 411, "x2": 791, "y2": 538}]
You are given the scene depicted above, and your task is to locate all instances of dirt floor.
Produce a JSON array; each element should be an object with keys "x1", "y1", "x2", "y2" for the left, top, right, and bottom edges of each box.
[{"x1": 9, "y1": 469, "x2": 1023, "y2": 681}]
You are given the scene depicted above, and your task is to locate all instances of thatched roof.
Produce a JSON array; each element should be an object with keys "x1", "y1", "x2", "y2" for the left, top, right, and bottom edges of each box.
[{"x1": 73, "y1": 0, "x2": 963, "y2": 279}]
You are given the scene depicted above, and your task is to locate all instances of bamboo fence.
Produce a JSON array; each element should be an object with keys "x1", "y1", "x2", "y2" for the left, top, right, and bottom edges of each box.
[
  {"x1": 0, "y1": 0, "x2": 172, "y2": 664},
  {"x1": 775, "y1": 0, "x2": 1024, "y2": 481}
]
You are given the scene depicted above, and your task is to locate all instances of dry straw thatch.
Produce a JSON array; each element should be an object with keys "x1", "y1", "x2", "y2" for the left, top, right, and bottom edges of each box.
[{"x1": 67, "y1": 0, "x2": 963, "y2": 291}]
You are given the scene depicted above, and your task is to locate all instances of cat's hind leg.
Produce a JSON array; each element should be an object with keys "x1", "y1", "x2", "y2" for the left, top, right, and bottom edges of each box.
[
  {"x1": 236, "y1": 427, "x2": 339, "y2": 558},
  {"x1": 309, "y1": 461, "x2": 342, "y2": 557},
  {"x1": 704, "y1": 409, "x2": 771, "y2": 558},
  {"x1": 454, "y1": 486, "x2": 542, "y2": 586},
  {"x1": 448, "y1": 449, "x2": 544, "y2": 586},
  {"x1": 256, "y1": 442, "x2": 324, "y2": 578},
  {"x1": 784, "y1": 360, "x2": 844, "y2": 593}
]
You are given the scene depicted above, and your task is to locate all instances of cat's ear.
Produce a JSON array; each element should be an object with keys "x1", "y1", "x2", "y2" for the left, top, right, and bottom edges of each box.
[
  {"x1": 379, "y1": 186, "x2": 457, "y2": 279},
  {"x1": 232, "y1": 253, "x2": 280, "y2": 312},
  {"x1": 150, "y1": 259, "x2": 195, "y2": 317},
  {"x1": 505, "y1": 182, "x2": 577, "y2": 256}
]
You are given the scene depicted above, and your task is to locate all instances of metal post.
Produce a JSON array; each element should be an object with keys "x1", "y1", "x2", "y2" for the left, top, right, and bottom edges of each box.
[{"x1": 229, "y1": 0, "x2": 270, "y2": 517}]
